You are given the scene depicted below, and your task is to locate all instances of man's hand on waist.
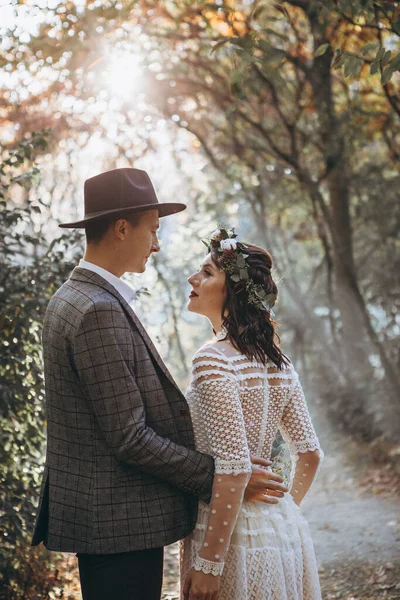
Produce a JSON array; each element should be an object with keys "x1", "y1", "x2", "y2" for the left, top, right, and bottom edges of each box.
[{"x1": 244, "y1": 455, "x2": 289, "y2": 504}]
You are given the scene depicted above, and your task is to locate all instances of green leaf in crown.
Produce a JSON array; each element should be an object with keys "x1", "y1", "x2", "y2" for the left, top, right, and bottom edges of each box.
[{"x1": 201, "y1": 226, "x2": 278, "y2": 314}]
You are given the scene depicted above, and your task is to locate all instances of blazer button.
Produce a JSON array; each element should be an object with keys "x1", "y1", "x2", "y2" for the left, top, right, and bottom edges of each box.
[{"x1": 180, "y1": 409, "x2": 188, "y2": 416}]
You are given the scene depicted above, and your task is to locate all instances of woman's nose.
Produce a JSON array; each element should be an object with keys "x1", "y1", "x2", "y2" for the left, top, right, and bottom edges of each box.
[
  {"x1": 152, "y1": 241, "x2": 160, "y2": 253},
  {"x1": 188, "y1": 273, "x2": 198, "y2": 285}
]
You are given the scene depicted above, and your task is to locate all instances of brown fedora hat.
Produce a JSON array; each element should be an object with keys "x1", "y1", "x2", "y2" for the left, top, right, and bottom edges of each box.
[{"x1": 59, "y1": 168, "x2": 186, "y2": 228}]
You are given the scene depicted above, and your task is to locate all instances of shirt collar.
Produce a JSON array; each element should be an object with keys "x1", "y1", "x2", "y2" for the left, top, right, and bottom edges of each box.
[{"x1": 78, "y1": 259, "x2": 136, "y2": 304}]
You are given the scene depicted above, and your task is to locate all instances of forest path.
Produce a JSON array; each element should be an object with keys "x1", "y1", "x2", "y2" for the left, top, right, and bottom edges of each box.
[
  {"x1": 162, "y1": 445, "x2": 400, "y2": 599},
  {"x1": 299, "y1": 452, "x2": 399, "y2": 564}
]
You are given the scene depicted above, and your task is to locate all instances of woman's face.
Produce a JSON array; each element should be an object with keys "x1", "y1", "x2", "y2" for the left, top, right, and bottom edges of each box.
[{"x1": 187, "y1": 253, "x2": 227, "y2": 319}]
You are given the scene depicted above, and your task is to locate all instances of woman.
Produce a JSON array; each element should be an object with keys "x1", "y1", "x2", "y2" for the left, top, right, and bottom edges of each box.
[{"x1": 181, "y1": 227, "x2": 324, "y2": 600}]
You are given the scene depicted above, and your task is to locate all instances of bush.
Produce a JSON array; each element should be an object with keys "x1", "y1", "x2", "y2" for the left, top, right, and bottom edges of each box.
[{"x1": 0, "y1": 134, "x2": 82, "y2": 599}]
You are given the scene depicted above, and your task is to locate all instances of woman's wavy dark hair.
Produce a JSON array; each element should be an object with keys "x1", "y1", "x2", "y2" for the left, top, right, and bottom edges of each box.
[{"x1": 210, "y1": 243, "x2": 289, "y2": 369}]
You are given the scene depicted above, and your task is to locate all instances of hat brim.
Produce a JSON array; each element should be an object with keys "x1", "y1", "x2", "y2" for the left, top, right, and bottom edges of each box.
[{"x1": 59, "y1": 202, "x2": 187, "y2": 228}]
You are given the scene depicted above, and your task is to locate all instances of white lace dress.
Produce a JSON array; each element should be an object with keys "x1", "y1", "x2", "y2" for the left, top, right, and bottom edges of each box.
[{"x1": 180, "y1": 341, "x2": 324, "y2": 600}]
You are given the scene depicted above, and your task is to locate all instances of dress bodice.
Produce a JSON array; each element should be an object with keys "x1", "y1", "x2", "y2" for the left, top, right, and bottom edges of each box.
[{"x1": 186, "y1": 342, "x2": 322, "y2": 466}]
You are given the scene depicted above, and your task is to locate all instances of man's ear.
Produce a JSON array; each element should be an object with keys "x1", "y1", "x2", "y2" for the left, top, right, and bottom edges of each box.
[{"x1": 114, "y1": 218, "x2": 128, "y2": 240}]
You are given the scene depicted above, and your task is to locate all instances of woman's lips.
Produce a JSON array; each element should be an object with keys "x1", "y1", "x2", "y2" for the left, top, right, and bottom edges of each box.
[{"x1": 189, "y1": 291, "x2": 198, "y2": 298}]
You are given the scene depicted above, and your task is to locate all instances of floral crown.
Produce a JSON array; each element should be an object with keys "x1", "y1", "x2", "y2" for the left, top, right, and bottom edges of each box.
[{"x1": 202, "y1": 226, "x2": 277, "y2": 314}]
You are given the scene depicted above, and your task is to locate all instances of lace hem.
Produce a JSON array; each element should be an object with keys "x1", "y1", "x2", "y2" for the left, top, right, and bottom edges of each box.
[
  {"x1": 215, "y1": 457, "x2": 252, "y2": 475},
  {"x1": 289, "y1": 440, "x2": 323, "y2": 460},
  {"x1": 194, "y1": 350, "x2": 231, "y2": 362},
  {"x1": 237, "y1": 372, "x2": 268, "y2": 381},
  {"x1": 193, "y1": 370, "x2": 237, "y2": 384},
  {"x1": 193, "y1": 555, "x2": 224, "y2": 576},
  {"x1": 266, "y1": 371, "x2": 294, "y2": 379},
  {"x1": 194, "y1": 359, "x2": 233, "y2": 368},
  {"x1": 231, "y1": 358, "x2": 265, "y2": 367}
]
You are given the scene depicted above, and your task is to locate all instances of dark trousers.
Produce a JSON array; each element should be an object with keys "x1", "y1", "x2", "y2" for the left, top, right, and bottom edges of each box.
[{"x1": 77, "y1": 547, "x2": 164, "y2": 600}]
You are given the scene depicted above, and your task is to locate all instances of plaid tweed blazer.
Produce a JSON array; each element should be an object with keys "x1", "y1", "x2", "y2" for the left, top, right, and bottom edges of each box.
[{"x1": 31, "y1": 267, "x2": 214, "y2": 554}]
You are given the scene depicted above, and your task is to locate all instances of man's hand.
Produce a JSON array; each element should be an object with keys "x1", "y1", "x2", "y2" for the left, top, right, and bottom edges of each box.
[{"x1": 244, "y1": 455, "x2": 289, "y2": 504}]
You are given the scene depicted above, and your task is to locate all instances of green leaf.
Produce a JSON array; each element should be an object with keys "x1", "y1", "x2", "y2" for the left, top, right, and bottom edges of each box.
[
  {"x1": 230, "y1": 274, "x2": 240, "y2": 282},
  {"x1": 232, "y1": 36, "x2": 254, "y2": 51},
  {"x1": 382, "y1": 50, "x2": 392, "y2": 67},
  {"x1": 333, "y1": 52, "x2": 347, "y2": 70},
  {"x1": 381, "y1": 66, "x2": 393, "y2": 85},
  {"x1": 315, "y1": 43, "x2": 329, "y2": 58},
  {"x1": 344, "y1": 56, "x2": 354, "y2": 78},
  {"x1": 351, "y1": 57, "x2": 363, "y2": 78},
  {"x1": 370, "y1": 59, "x2": 380, "y2": 75},
  {"x1": 331, "y1": 48, "x2": 342, "y2": 68},
  {"x1": 210, "y1": 37, "x2": 232, "y2": 55},
  {"x1": 393, "y1": 18, "x2": 400, "y2": 36},
  {"x1": 239, "y1": 268, "x2": 249, "y2": 280},
  {"x1": 259, "y1": 41, "x2": 286, "y2": 62},
  {"x1": 389, "y1": 53, "x2": 400, "y2": 72},
  {"x1": 234, "y1": 47, "x2": 258, "y2": 65},
  {"x1": 361, "y1": 42, "x2": 379, "y2": 56},
  {"x1": 376, "y1": 46, "x2": 385, "y2": 61},
  {"x1": 236, "y1": 254, "x2": 246, "y2": 268}
]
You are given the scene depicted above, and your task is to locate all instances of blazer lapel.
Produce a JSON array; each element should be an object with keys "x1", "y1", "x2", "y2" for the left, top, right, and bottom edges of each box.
[{"x1": 70, "y1": 267, "x2": 181, "y2": 391}]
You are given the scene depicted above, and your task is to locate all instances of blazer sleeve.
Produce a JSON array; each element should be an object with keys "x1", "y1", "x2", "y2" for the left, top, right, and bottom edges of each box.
[{"x1": 72, "y1": 301, "x2": 214, "y2": 502}]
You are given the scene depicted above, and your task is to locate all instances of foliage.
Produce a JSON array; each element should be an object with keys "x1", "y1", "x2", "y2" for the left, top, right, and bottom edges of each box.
[
  {"x1": 129, "y1": 0, "x2": 400, "y2": 435},
  {"x1": 0, "y1": 134, "x2": 82, "y2": 599}
]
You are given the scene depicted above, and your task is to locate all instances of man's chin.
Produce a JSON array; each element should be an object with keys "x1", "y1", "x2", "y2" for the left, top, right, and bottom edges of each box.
[
  {"x1": 124, "y1": 264, "x2": 146, "y2": 274},
  {"x1": 135, "y1": 259, "x2": 148, "y2": 273}
]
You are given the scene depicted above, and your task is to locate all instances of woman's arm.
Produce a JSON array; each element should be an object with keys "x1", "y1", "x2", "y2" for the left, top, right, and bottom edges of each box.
[
  {"x1": 280, "y1": 366, "x2": 324, "y2": 505},
  {"x1": 190, "y1": 348, "x2": 251, "y2": 575}
]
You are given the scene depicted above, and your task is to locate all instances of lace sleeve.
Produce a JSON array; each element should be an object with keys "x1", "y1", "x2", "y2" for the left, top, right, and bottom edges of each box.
[
  {"x1": 191, "y1": 347, "x2": 251, "y2": 576},
  {"x1": 280, "y1": 365, "x2": 324, "y2": 505}
]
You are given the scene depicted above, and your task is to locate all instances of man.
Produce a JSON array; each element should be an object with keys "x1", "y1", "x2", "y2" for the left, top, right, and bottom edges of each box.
[{"x1": 31, "y1": 168, "x2": 288, "y2": 600}]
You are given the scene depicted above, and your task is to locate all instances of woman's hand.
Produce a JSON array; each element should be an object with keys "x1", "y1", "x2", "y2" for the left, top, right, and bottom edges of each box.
[{"x1": 183, "y1": 567, "x2": 221, "y2": 600}]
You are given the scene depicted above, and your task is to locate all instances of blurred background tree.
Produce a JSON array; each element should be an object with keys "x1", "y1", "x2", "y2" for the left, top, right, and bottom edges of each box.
[
  {"x1": 138, "y1": 0, "x2": 400, "y2": 437},
  {"x1": 1, "y1": 0, "x2": 399, "y2": 598}
]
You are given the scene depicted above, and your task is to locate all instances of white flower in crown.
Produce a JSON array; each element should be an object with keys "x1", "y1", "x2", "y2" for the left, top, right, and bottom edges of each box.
[
  {"x1": 210, "y1": 228, "x2": 222, "y2": 239},
  {"x1": 220, "y1": 238, "x2": 237, "y2": 251}
]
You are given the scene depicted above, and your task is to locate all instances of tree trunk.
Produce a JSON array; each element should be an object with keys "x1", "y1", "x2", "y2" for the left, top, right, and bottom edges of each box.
[{"x1": 304, "y1": 11, "x2": 400, "y2": 438}]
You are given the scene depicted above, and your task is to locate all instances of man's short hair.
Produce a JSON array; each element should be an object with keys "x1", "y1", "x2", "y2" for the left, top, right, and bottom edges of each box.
[{"x1": 85, "y1": 212, "x2": 142, "y2": 244}]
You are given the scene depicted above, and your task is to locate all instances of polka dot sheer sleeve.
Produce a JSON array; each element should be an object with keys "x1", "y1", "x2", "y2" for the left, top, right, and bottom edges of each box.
[
  {"x1": 191, "y1": 348, "x2": 252, "y2": 576},
  {"x1": 280, "y1": 365, "x2": 324, "y2": 506}
]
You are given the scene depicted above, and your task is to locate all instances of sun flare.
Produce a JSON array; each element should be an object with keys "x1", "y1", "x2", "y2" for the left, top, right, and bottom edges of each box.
[{"x1": 103, "y1": 52, "x2": 144, "y2": 98}]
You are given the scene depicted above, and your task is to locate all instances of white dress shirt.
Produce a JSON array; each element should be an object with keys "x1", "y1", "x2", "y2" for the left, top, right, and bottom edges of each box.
[{"x1": 78, "y1": 259, "x2": 136, "y2": 304}]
